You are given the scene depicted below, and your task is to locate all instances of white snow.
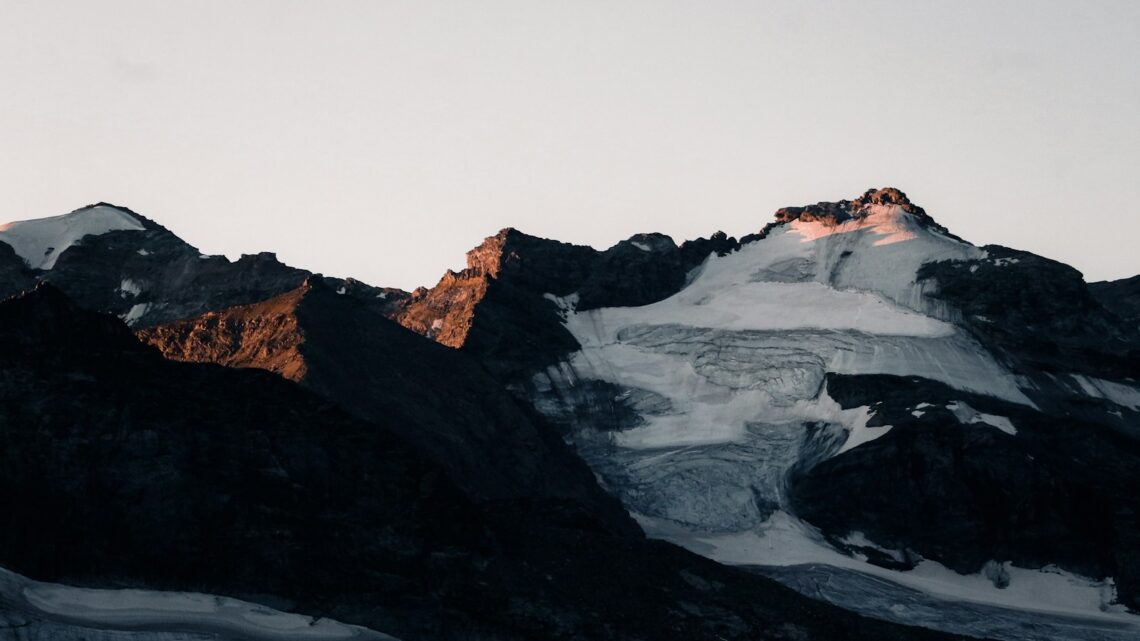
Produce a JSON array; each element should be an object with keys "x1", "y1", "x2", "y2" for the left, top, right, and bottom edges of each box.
[
  {"x1": 946, "y1": 401, "x2": 1017, "y2": 435},
  {"x1": 336, "y1": 287, "x2": 347, "y2": 295},
  {"x1": 120, "y1": 303, "x2": 150, "y2": 326},
  {"x1": 119, "y1": 279, "x2": 143, "y2": 298},
  {"x1": 0, "y1": 565, "x2": 395, "y2": 640},
  {"x1": 0, "y1": 206, "x2": 145, "y2": 270},
  {"x1": 839, "y1": 531, "x2": 907, "y2": 564},
  {"x1": 636, "y1": 513, "x2": 1135, "y2": 625},
  {"x1": 630, "y1": 241, "x2": 652, "y2": 252},
  {"x1": 137, "y1": 248, "x2": 151, "y2": 256},
  {"x1": 575, "y1": 281, "x2": 954, "y2": 337},
  {"x1": 1070, "y1": 374, "x2": 1140, "y2": 411},
  {"x1": 832, "y1": 396, "x2": 891, "y2": 455},
  {"x1": 772, "y1": 203, "x2": 986, "y2": 317},
  {"x1": 543, "y1": 292, "x2": 580, "y2": 315}
]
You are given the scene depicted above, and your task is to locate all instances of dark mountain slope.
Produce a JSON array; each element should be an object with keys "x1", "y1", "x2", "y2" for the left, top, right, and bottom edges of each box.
[
  {"x1": 0, "y1": 284, "x2": 973, "y2": 641},
  {"x1": 917, "y1": 245, "x2": 1140, "y2": 381},
  {"x1": 136, "y1": 279, "x2": 633, "y2": 533},
  {"x1": 789, "y1": 373, "x2": 1140, "y2": 610},
  {"x1": 1091, "y1": 274, "x2": 1140, "y2": 330}
]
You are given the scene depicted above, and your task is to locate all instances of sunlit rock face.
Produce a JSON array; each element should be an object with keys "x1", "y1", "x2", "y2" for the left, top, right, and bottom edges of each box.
[{"x1": 393, "y1": 226, "x2": 740, "y2": 379}]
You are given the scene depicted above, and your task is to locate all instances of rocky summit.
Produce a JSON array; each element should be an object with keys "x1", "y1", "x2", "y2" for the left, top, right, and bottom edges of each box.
[{"x1": 0, "y1": 188, "x2": 1138, "y2": 641}]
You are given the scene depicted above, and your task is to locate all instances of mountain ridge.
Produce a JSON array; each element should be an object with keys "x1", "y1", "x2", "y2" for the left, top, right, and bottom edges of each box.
[{"x1": 2, "y1": 188, "x2": 1139, "y2": 638}]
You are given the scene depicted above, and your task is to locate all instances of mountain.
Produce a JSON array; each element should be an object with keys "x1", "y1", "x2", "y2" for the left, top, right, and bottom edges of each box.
[
  {"x1": 393, "y1": 188, "x2": 1140, "y2": 624},
  {"x1": 0, "y1": 203, "x2": 407, "y2": 327},
  {"x1": 2, "y1": 190, "x2": 1138, "y2": 640},
  {"x1": 0, "y1": 283, "x2": 977, "y2": 641},
  {"x1": 135, "y1": 277, "x2": 635, "y2": 530},
  {"x1": 394, "y1": 227, "x2": 739, "y2": 379}
]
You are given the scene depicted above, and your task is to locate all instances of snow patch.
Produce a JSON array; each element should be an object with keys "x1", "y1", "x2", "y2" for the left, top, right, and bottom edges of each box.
[
  {"x1": 118, "y1": 279, "x2": 143, "y2": 298},
  {"x1": 136, "y1": 248, "x2": 151, "y2": 256},
  {"x1": 946, "y1": 401, "x2": 1017, "y2": 435},
  {"x1": 543, "y1": 292, "x2": 580, "y2": 315},
  {"x1": 120, "y1": 303, "x2": 150, "y2": 326},
  {"x1": 637, "y1": 513, "x2": 1133, "y2": 624},
  {"x1": 630, "y1": 241, "x2": 652, "y2": 252},
  {"x1": 0, "y1": 206, "x2": 145, "y2": 270},
  {"x1": 839, "y1": 531, "x2": 907, "y2": 564},
  {"x1": 336, "y1": 287, "x2": 347, "y2": 295},
  {"x1": 1070, "y1": 374, "x2": 1140, "y2": 410},
  {"x1": 788, "y1": 204, "x2": 918, "y2": 246}
]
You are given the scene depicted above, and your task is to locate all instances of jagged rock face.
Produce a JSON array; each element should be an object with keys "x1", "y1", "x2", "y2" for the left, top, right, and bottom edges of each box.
[
  {"x1": 394, "y1": 229, "x2": 597, "y2": 358},
  {"x1": 774, "y1": 188, "x2": 947, "y2": 234},
  {"x1": 0, "y1": 241, "x2": 35, "y2": 297},
  {"x1": 0, "y1": 286, "x2": 970, "y2": 641},
  {"x1": 394, "y1": 227, "x2": 742, "y2": 379},
  {"x1": 138, "y1": 279, "x2": 637, "y2": 533},
  {"x1": 918, "y1": 245, "x2": 1140, "y2": 381},
  {"x1": 0, "y1": 203, "x2": 408, "y2": 327},
  {"x1": 136, "y1": 283, "x2": 309, "y2": 380}
]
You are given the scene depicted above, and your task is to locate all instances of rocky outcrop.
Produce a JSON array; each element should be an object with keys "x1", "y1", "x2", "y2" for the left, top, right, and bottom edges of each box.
[
  {"x1": 1091, "y1": 274, "x2": 1140, "y2": 329},
  {"x1": 917, "y1": 245, "x2": 1140, "y2": 381},
  {"x1": 394, "y1": 227, "x2": 741, "y2": 379},
  {"x1": 776, "y1": 187, "x2": 940, "y2": 229}
]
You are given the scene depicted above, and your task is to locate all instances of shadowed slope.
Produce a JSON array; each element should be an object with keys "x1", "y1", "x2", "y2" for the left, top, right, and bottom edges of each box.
[{"x1": 138, "y1": 278, "x2": 636, "y2": 532}]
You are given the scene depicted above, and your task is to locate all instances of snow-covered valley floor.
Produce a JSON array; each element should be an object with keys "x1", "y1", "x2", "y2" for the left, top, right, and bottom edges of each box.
[
  {"x1": 637, "y1": 514, "x2": 1140, "y2": 641},
  {"x1": 0, "y1": 567, "x2": 396, "y2": 641}
]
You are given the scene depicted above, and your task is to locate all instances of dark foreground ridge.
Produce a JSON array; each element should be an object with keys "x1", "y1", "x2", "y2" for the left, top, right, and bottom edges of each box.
[{"x1": 0, "y1": 284, "x2": 973, "y2": 641}]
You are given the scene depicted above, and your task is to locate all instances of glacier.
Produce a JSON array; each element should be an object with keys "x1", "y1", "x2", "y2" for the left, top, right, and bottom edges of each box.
[{"x1": 522, "y1": 201, "x2": 1139, "y2": 634}]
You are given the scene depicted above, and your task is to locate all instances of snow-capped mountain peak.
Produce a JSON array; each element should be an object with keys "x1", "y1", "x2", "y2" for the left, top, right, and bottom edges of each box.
[
  {"x1": 772, "y1": 187, "x2": 956, "y2": 247},
  {"x1": 0, "y1": 204, "x2": 145, "y2": 270}
]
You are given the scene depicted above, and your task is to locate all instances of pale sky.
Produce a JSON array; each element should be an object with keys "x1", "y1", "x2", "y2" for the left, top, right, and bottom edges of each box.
[{"x1": 2, "y1": 1, "x2": 1138, "y2": 290}]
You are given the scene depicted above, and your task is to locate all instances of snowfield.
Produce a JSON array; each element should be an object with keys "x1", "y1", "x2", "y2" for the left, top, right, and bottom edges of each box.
[
  {"x1": 0, "y1": 565, "x2": 397, "y2": 641},
  {"x1": 0, "y1": 205, "x2": 145, "y2": 270},
  {"x1": 636, "y1": 512, "x2": 1138, "y2": 636}
]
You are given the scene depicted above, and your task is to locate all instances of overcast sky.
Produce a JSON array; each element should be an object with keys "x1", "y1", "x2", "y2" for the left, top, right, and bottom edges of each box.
[{"x1": 2, "y1": 1, "x2": 1137, "y2": 289}]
